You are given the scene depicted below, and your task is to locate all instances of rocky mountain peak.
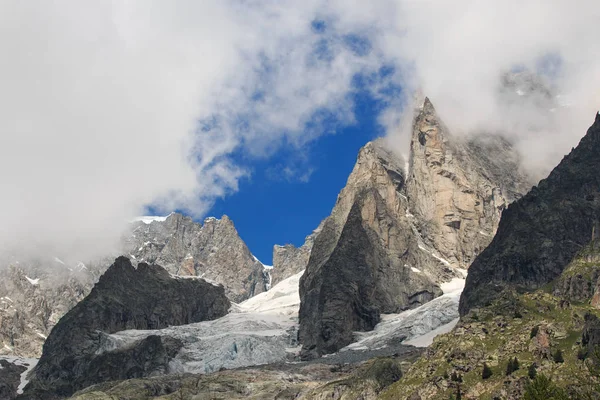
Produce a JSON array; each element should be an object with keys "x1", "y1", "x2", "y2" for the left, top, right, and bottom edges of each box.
[
  {"x1": 123, "y1": 212, "x2": 268, "y2": 303},
  {"x1": 407, "y1": 97, "x2": 531, "y2": 270},
  {"x1": 298, "y1": 96, "x2": 532, "y2": 358}
]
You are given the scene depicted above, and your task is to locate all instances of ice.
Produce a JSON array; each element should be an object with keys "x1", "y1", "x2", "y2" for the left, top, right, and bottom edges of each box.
[
  {"x1": 104, "y1": 271, "x2": 304, "y2": 373},
  {"x1": 97, "y1": 268, "x2": 462, "y2": 374},
  {"x1": 404, "y1": 318, "x2": 460, "y2": 347},
  {"x1": 341, "y1": 276, "x2": 465, "y2": 352}
]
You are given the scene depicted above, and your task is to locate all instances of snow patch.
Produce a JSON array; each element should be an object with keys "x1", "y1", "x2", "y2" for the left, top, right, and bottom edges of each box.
[
  {"x1": 53, "y1": 257, "x2": 65, "y2": 265},
  {"x1": 411, "y1": 267, "x2": 421, "y2": 273},
  {"x1": 440, "y1": 277, "x2": 465, "y2": 294},
  {"x1": 133, "y1": 215, "x2": 169, "y2": 224},
  {"x1": 25, "y1": 276, "x2": 39, "y2": 285}
]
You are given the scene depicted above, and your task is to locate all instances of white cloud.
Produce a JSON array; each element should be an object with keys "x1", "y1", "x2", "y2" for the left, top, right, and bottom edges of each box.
[{"x1": 0, "y1": 1, "x2": 598, "y2": 261}]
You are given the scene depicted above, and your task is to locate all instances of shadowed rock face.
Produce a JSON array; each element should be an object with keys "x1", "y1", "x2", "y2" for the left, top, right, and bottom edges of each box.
[
  {"x1": 21, "y1": 256, "x2": 230, "y2": 399},
  {"x1": 460, "y1": 112, "x2": 600, "y2": 316},
  {"x1": 0, "y1": 359, "x2": 26, "y2": 400},
  {"x1": 298, "y1": 98, "x2": 531, "y2": 358}
]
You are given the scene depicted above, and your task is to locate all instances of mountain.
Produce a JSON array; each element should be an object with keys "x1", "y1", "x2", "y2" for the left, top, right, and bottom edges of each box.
[
  {"x1": 379, "y1": 112, "x2": 600, "y2": 400},
  {"x1": 460, "y1": 111, "x2": 600, "y2": 315},
  {"x1": 20, "y1": 257, "x2": 230, "y2": 399},
  {"x1": 298, "y1": 98, "x2": 531, "y2": 358},
  {"x1": 0, "y1": 213, "x2": 270, "y2": 359},
  {"x1": 124, "y1": 213, "x2": 269, "y2": 302}
]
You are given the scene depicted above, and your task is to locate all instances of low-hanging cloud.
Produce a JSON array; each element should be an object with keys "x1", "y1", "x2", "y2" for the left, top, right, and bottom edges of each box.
[{"x1": 0, "y1": 0, "x2": 598, "y2": 262}]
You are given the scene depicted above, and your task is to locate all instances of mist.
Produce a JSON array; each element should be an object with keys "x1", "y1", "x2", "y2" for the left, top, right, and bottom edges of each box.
[{"x1": 0, "y1": 1, "x2": 598, "y2": 263}]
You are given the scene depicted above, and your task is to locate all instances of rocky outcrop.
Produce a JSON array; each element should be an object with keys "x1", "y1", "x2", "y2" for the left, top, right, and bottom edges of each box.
[
  {"x1": 0, "y1": 359, "x2": 26, "y2": 400},
  {"x1": 460, "y1": 112, "x2": 600, "y2": 315},
  {"x1": 555, "y1": 239, "x2": 600, "y2": 304},
  {"x1": 21, "y1": 256, "x2": 230, "y2": 399},
  {"x1": 407, "y1": 98, "x2": 530, "y2": 270},
  {"x1": 271, "y1": 221, "x2": 323, "y2": 287},
  {"x1": 124, "y1": 213, "x2": 268, "y2": 303},
  {"x1": 299, "y1": 98, "x2": 530, "y2": 358}
]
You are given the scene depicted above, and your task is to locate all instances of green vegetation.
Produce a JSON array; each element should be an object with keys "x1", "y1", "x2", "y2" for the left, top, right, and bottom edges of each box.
[
  {"x1": 528, "y1": 363, "x2": 537, "y2": 379},
  {"x1": 505, "y1": 357, "x2": 520, "y2": 375},
  {"x1": 553, "y1": 349, "x2": 564, "y2": 363},
  {"x1": 523, "y1": 374, "x2": 569, "y2": 400}
]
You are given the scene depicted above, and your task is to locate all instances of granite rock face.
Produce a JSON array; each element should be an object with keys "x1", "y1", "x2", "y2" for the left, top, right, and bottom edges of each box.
[
  {"x1": 124, "y1": 213, "x2": 268, "y2": 303},
  {"x1": 460, "y1": 112, "x2": 600, "y2": 315},
  {"x1": 0, "y1": 260, "x2": 98, "y2": 358},
  {"x1": 299, "y1": 98, "x2": 531, "y2": 358},
  {"x1": 407, "y1": 98, "x2": 529, "y2": 270},
  {"x1": 21, "y1": 256, "x2": 230, "y2": 399}
]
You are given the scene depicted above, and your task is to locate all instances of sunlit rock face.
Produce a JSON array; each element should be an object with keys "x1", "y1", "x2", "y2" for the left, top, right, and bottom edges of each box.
[{"x1": 298, "y1": 98, "x2": 531, "y2": 358}]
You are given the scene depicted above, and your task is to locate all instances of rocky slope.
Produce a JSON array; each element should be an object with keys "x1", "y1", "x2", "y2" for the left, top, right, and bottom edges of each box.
[
  {"x1": 20, "y1": 257, "x2": 230, "y2": 399},
  {"x1": 66, "y1": 355, "x2": 422, "y2": 400},
  {"x1": 382, "y1": 250, "x2": 600, "y2": 399},
  {"x1": 460, "y1": 111, "x2": 600, "y2": 315},
  {"x1": 298, "y1": 98, "x2": 530, "y2": 359}
]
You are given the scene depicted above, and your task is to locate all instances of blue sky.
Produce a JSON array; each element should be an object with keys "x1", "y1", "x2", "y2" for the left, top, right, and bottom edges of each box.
[{"x1": 209, "y1": 87, "x2": 388, "y2": 264}]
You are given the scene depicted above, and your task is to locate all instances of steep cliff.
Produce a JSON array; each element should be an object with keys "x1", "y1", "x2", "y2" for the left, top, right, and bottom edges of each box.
[
  {"x1": 407, "y1": 98, "x2": 529, "y2": 270},
  {"x1": 460, "y1": 112, "x2": 600, "y2": 315}
]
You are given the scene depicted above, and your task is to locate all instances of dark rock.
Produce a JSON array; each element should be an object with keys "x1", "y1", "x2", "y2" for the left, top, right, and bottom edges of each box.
[
  {"x1": 582, "y1": 313, "x2": 600, "y2": 363},
  {"x1": 460, "y1": 112, "x2": 600, "y2": 315},
  {"x1": 20, "y1": 256, "x2": 230, "y2": 399},
  {"x1": 0, "y1": 359, "x2": 26, "y2": 400}
]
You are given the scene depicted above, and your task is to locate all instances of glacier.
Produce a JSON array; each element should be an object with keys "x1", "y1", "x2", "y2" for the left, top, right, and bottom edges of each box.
[{"x1": 99, "y1": 270, "x2": 465, "y2": 373}]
